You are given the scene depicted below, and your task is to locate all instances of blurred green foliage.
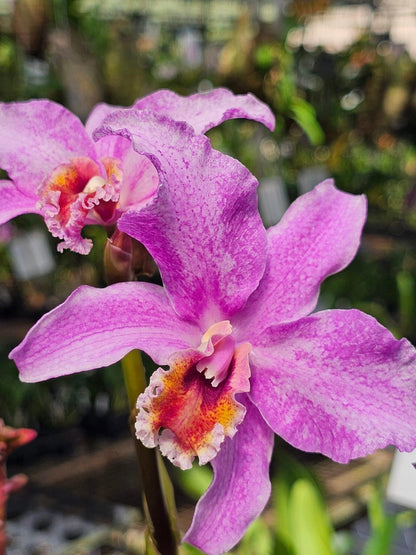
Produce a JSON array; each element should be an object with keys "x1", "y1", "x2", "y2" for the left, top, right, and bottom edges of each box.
[{"x1": 178, "y1": 452, "x2": 416, "y2": 554}]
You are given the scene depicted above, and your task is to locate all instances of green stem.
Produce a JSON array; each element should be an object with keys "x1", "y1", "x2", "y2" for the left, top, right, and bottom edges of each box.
[{"x1": 121, "y1": 350, "x2": 179, "y2": 555}]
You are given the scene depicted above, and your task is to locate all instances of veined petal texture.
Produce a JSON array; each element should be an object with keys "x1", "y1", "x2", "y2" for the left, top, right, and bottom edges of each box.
[
  {"x1": 134, "y1": 88, "x2": 275, "y2": 134},
  {"x1": 234, "y1": 180, "x2": 366, "y2": 340},
  {"x1": 96, "y1": 110, "x2": 268, "y2": 325},
  {"x1": 10, "y1": 282, "x2": 201, "y2": 383},
  {"x1": 0, "y1": 180, "x2": 40, "y2": 224},
  {"x1": 0, "y1": 100, "x2": 97, "y2": 196},
  {"x1": 249, "y1": 309, "x2": 416, "y2": 463}
]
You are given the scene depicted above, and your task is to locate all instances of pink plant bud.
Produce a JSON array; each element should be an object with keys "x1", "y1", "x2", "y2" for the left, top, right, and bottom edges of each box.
[
  {"x1": 0, "y1": 420, "x2": 37, "y2": 455},
  {"x1": 1, "y1": 474, "x2": 28, "y2": 495}
]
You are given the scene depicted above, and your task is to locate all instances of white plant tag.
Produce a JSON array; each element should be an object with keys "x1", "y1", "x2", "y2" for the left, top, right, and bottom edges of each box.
[
  {"x1": 386, "y1": 448, "x2": 416, "y2": 509},
  {"x1": 8, "y1": 230, "x2": 55, "y2": 281}
]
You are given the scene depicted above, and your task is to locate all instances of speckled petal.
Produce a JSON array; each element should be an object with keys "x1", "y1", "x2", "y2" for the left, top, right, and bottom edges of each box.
[
  {"x1": 234, "y1": 180, "x2": 367, "y2": 341},
  {"x1": 10, "y1": 282, "x2": 201, "y2": 383},
  {"x1": 0, "y1": 100, "x2": 97, "y2": 196},
  {"x1": 183, "y1": 397, "x2": 273, "y2": 555},
  {"x1": 249, "y1": 309, "x2": 416, "y2": 463},
  {"x1": 0, "y1": 180, "x2": 40, "y2": 224},
  {"x1": 95, "y1": 109, "x2": 267, "y2": 325},
  {"x1": 134, "y1": 88, "x2": 275, "y2": 133}
]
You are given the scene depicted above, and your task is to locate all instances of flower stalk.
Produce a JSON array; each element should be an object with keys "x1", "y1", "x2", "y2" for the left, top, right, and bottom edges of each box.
[
  {"x1": 106, "y1": 234, "x2": 179, "y2": 555},
  {"x1": 121, "y1": 349, "x2": 179, "y2": 555}
]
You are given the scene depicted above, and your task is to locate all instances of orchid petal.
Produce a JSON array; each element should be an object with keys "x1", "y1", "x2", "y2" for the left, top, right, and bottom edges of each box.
[
  {"x1": 234, "y1": 180, "x2": 366, "y2": 340},
  {"x1": 91, "y1": 125, "x2": 159, "y2": 213},
  {"x1": 183, "y1": 397, "x2": 273, "y2": 555},
  {"x1": 10, "y1": 282, "x2": 201, "y2": 383},
  {"x1": 249, "y1": 309, "x2": 416, "y2": 463},
  {"x1": 92, "y1": 133, "x2": 160, "y2": 212},
  {"x1": 85, "y1": 102, "x2": 121, "y2": 137},
  {"x1": 0, "y1": 180, "x2": 40, "y2": 224},
  {"x1": 134, "y1": 88, "x2": 275, "y2": 134},
  {"x1": 0, "y1": 100, "x2": 97, "y2": 195},
  {"x1": 96, "y1": 110, "x2": 267, "y2": 324}
]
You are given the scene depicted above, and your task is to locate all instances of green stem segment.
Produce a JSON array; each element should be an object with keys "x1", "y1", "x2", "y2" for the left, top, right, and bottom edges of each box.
[{"x1": 121, "y1": 349, "x2": 179, "y2": 555}]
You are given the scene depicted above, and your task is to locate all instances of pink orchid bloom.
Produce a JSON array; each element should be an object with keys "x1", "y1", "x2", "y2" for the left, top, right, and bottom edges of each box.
[
  {"x1": 10, "y1": 112, "x2": 416, "y2": 555},
  {"x1": 0, "y1": 89, "x2": 274, "y2": 254}
]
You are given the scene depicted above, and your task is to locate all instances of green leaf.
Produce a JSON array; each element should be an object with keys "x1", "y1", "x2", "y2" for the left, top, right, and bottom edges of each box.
[
  {"x1": 332, "y1": 531, "x2": 353, "y2": 555},
  {"x1": 175, "y1": 463, "x2": 213, "y2": 500},
  {"x1": 362, "y1": 516, "x2": 398, "y2": 555},
  {"x1": 289, "y1": 479, "x2": 336, "y2": 555},
  {"x1": 237, "y1": 518, "x2": 274, "y2": 554},
  {"x1": 397, "y1": 270, "x2": 415, "y2": 337},
  {"x1": 273, "y1": 451, "x2": 320, "y2": 554},
  {"x1": 290, "y1": 97, "x2": 325, "y2": 145},
  {"x1": 362, "y1": 485, "x2": 399, "y2": 555},
  {"x1": 180, "y1": 543, "x2": 206, "y2": 555},
  {"x1": 254, "y1": 44, "x2": 277, "y2": 69}
]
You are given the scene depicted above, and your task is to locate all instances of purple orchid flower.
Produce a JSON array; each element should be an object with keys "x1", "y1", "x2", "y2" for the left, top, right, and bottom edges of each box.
[
  {"x1": 0, "y1": 88, "x2": 274, "y2": 254},
  {"x1": 10, "y1": 112, "x2": 416, "y2": 555}
]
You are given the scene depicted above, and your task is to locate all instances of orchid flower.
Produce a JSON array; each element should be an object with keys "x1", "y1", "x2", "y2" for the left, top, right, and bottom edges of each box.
[
  {"x1": 10, "y1": 112, "x2": 416, "y2": 555},
  {"x1": 0, "y1": 88, "x2": 274, "y2": 254}
]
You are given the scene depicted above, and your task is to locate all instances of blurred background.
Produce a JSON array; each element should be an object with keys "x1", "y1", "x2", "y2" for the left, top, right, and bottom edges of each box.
[{"x1": 1, "y1": 0, "x2": 416, "y2": 553}]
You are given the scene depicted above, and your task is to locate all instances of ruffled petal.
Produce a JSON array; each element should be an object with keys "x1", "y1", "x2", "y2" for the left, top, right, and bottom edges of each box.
[
  {"x1": 10, "y1": 282, "x2": 201, "y2": 383},
  {"x1": 38, "y1": 156, "x2": 121, "y2": 254},
  {"x1": 96, "y1": 110, "x2": 267, "y2": 325},
  {"x1": 249, "y1": 309, "x2": 416, "y2": 463},
  {"x1": 234, "y1": 180, "x2": 366, "y2": 341},
  {"x1": 136, "y1": 331, "x2": 251, "y2": 470},
  {"x1": 0, "y1": 180, "x2": 40, "y2": 224},
  {"x1": 183, "y1": 397, "x2": 273, "y2": 555},
  {"x1": 0, "y1": 100, "x2": 97, "y2": 196},
  {"x1": 134, "y1": 88, "x2": 275, "y2": 134}
]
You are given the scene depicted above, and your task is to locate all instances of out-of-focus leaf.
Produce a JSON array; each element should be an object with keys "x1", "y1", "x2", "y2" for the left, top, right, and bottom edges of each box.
[
  {"x1": 289, "y1": 479, "x2": 336, "y2": 555},
  {"x1": 273, "y1": 452, "x2": 322, "y2": 554},
  {"x1": 290, "y1": 97, "x2": 325, "y2": 145},
  {"x1": 237, "y1": 518, "x2": 274, "y2": 555},
  {"x1": 255, "y1": 44, "x2": 277, "y2": 69},
  {"x1": 397, "y1": 270, "x2": 415, "y2": 337},
  {"x1": 273, "y1": 536, "x2": 294, "y2": 555},
  {"x1": 332, "y1": 530, "x2": 353, "y2": 555},
  {"x1": 362, "y1": 517, "x2": 398, "y2": 555},
  {"x1": 175, "y1": 463, "x2": 212, "y2": 500},
  {"x1": 273, "y1": 471, "x2": 293, "y2": 553},
  {"x1": 180, "y1": 543, "x2": 206, "y2": 555},
  {"x1": 362, "y1": 485, "x2": 398, "y2": 555}
]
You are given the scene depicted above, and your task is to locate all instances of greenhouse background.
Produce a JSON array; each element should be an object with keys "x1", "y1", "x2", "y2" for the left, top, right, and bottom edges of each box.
[{"x1": 1, "y1": 0, "x2": 416, "y2": 553}]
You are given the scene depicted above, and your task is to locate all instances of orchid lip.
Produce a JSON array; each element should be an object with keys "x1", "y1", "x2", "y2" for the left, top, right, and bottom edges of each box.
[
  {"x1": 37, "y1": 156, "x2": 122, "y2": 253},
  {"x1": 135, "y1": 321, "x2": 251, "y2": 469}
]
